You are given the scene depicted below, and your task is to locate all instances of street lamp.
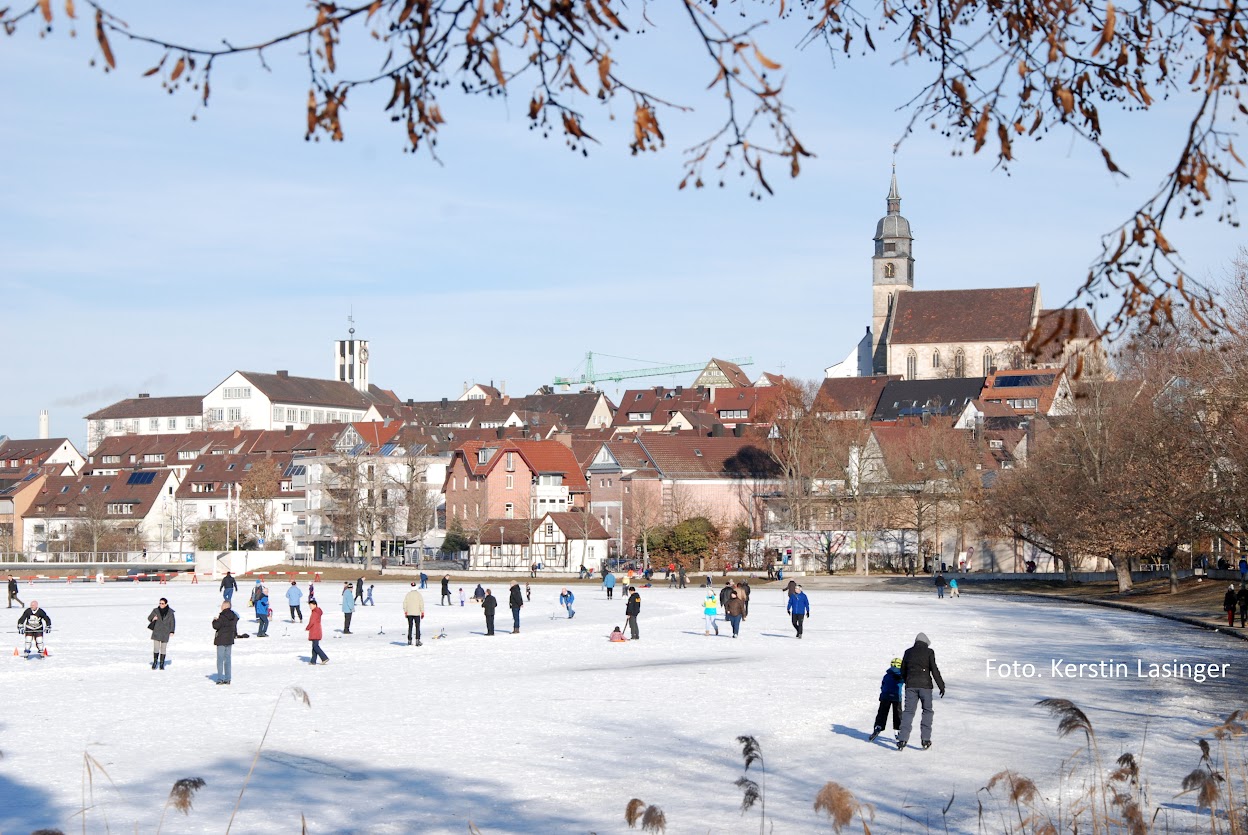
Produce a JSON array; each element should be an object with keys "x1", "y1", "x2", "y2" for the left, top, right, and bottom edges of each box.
[{"x1": 499, "y1": 525, "x2": 505, "y2": 570}]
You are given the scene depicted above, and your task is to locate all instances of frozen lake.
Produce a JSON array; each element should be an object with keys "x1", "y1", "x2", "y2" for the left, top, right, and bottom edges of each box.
[{"x1": 0, "y1": 579, "x2": 1243, "y2": 833}]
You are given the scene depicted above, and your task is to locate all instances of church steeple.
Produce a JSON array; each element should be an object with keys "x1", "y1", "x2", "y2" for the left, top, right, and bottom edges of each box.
[
  {"x1": 887, "y1": 163, "x2": 901, "y2": 215},
  {"x1": 871, "y1": 164, "x2": 916, "y2": 374}
]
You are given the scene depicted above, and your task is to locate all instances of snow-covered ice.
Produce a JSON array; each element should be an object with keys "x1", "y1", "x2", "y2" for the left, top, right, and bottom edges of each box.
[{"x1": 0, "y1": 579, "x2": 1244, "y2": 833}]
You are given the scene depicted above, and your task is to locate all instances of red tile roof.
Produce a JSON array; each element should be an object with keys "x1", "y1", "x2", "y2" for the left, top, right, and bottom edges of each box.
[
  {"x1": 452, "y1": 440, "x2": 589, "y2": 489},
  {"x1": 86, "y1": 395, "x2": 203, "y2": 421},
  {"x1": 815, "y1": 376, "x2": 900, "y2": 416},
  {"x1": 890, "y1": 287, "x2": 1038, "y2": 344}
]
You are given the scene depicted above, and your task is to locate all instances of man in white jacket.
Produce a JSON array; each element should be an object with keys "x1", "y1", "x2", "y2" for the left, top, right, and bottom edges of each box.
[{"x1": 403, "y1": 582, "x2": 426, "y2": 646}]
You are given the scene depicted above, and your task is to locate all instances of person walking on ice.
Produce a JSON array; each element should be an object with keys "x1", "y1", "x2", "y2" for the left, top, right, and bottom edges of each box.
[
  {"x1": 17, "y1": 600, "x2": 50, "y2": 656},
  {"x1": 786, "y1": 584, "x2": 811, "y2": 638},
  {"x1": 286, "y1": 580, "x2": 304, "y2": 622},
  {"x1": 147, "y1": 597, "x2": 175, "y2": 669},
  {"x1": 559, "y1": 588, "x2": 576, "y2": 619},
  {"x1": 365, "y1": 585, "x2": 376, "y2": 606},
  {"x1": 1226, "y1": 584, "x2": 1239, "y2": 627},
  {"x1": 403, "y1": 581, "x2": 426, "y2": 646},
  {"x1": 703, "y1": 590, "x2": 719, "y2": 636},
  {"x1": 625, "y1": 586, "x2": 641, "y2": 640},
  {"x1": 869, "y1": 658, "x2": 904, "y2": 742},
  {"x1": 897, "y1": 632, "x2": 946, "y2": 751},
  {"x1": 306, "y1": 599, "x2": 328, "y2": 665},
  {"x1": 219, "y1": 571, "x2": 238, "y2": 602},
  {"x1": 211, "y1": 601, "x2": 238, "y2": 685},
  {"x1": 509, "y1": 581, "x2": 524, "y2": 633},
  {"x1": 440, "y1": 574, "x2": 452, "y2": 606},
  {"x1": 255, "y1": 587, "x2": 271, "y2": 637},
  {"x1": 7, "y1": 576, "x2": 22, "y2": 609},
  {"x1": 341, "y1": 582, "x2": 356, "y2": 634},
  {"x1": 602, "y1": 570, "x2": 616, "y2": 600}
]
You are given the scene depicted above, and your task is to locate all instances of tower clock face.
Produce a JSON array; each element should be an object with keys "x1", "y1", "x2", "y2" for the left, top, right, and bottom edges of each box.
[{"x1": 359, "y1": 347, "x2": 369, "y2": 364}]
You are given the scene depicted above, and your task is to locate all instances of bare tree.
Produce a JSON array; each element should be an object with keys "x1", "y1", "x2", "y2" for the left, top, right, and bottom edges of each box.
[
  {"x1": 387, "y1": 446, "x2": 440, "y2": 567},
  {"x1": 238, "y1": 460, "x2": 282, "y2": 550}
]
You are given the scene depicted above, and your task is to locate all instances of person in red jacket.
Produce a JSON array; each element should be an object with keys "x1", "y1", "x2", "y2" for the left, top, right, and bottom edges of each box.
[{"x1": 306, "y1": 599, "x2": 329, "y2": 665}]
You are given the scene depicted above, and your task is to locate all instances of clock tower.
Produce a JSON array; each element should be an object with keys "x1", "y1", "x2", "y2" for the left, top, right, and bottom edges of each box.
[{"x1": 871, "y1": 165, "x2": 915, "y2": 374}]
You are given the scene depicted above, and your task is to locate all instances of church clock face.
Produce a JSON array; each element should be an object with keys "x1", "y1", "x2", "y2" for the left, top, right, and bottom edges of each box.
[{"x1": 359, "y1": 347, "x2": 369, "y2": 364}]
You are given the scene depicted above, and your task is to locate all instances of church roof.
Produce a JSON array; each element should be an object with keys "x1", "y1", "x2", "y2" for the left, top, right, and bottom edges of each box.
[{"x1": 889, "y1": 287, "x2": 1038, "y2": 345}]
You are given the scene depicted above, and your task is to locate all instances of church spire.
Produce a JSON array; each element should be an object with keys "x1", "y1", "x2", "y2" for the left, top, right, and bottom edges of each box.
[{"x1": 887, "y1": 162, "x2": 901, "y2": 215}]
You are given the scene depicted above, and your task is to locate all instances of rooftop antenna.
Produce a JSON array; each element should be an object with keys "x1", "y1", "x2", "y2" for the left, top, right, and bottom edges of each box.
[{"x1": 348, "y1": 309, "x2": 355, "y2": 338}]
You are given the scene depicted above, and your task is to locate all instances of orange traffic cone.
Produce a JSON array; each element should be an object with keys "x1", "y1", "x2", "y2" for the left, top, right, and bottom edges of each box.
[
  {"x1": 42, "y1": 647, "x2": 49, "y2": 656},
  {"x1": 12, "y1": 647, "x2": 18, "y2": 656}
]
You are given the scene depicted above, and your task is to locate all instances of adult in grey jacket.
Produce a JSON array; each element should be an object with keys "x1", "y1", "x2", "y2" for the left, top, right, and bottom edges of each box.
[
  {"x1": 897, "y1": 632, "x2": 946, "y2": 751},
  {"x1": 147, "y1": 598, "x2": 175, "y2": 670},
  {"x1": 211, "y1": 601, "x2": 239, "y2": 685}
]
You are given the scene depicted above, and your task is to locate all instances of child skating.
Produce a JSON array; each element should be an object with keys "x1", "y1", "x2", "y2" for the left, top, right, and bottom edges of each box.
[{"x1": 869, "y1": 658, "x2": 904, "y2": 742}]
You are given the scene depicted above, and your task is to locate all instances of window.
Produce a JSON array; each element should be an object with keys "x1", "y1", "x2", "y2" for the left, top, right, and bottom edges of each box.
[
  {"x1": 107, "y1": 503, "x2": 135, "y2": 514},
  {"x1": 505, "y1": 452, "x2": 515, "y2": 471},
  {"x1": 718, "y1": 409, "x2": 748, "y2": 420},
  {"x1": 186, "y1": 417, "x2": 197, "y2": 429},
  {"x1": 905, "y1": 353, "x2": 917, "y2": 380},
  {"x1": 314, "y1": 410, "x2": 325, "y2": 423},
  {"x1": 628, "y1": 412, "x2": 652, "y2": 421},
  {"x1": 506, "y1": 474, "x2": 514, "y2": 490},
  {"x1": 102, "y1": 455, "x2": 120, "y2": 464},
  {"x1": 195, "y1": 464, "x2": 205, "y2": 471},
  {"x1": 538, "y1": 474, "x2": 563, "y2": 486},
  {"x1": 143, "y1": 453, "x2": 164, "y2": 463},
  {"x1": 191, "y1": 483, "x2": 215, "y2": 493},
  {"x1": 223, "y1": 387, "x2": 252, "y2": 399},
  {"x1": 989, "y1": 439, "x2": 1004, "y2": 449},
  {"x1": 281, "y1": 502, "x2": 292, "y2": 512},
  {"x1": 883, "y1": 260, "x2": 895, "y2": 276},
  {"x1": 208, "y1": 408, "x2": 224, "y2": 422},
  {"x1": 227, "y1": 407, "x2": 242, "y2": 422},
  {"x1": 59, "y1": 485, "x2": 69, "y2": 493},
  {"x1": 954, "y1": 350, "x2": 966, "y2": 378},
  {"x1": 504, "y1": 503, "x2": 514, "y2": 518},
  {"x1": 932, "y1": 350, "x2": 941, "y2": 369},
  {"x1": 286, "y1": 408, "x2": 297, "y2": 422},
  {"x1": 983, "y1": 350, "x2": 995, "y2": 376},
  {"x1": 149, "y1": 418, "x2": 160, "y2": 430},
  {"x1": 545, "y1": 523, "x2": 554, "y2": 536},
  {"x1": 178, "y1": 450, "x2": 198, "y2": 460},
  {"x1": 300, "y1": 409, "x2": 311, "y2": 423},
  {"x1": 491, "y1": 545, "x2": 502, "y2": 558},
  {"x1": 168, "y1": 417, "x2": 178, "y2": 430},
  {"x1": 113, "y1": 420, "x2": 125, "y2": 430},
  {"x1": 273, "y1": 406, "x2": 284, "y2": 421}
]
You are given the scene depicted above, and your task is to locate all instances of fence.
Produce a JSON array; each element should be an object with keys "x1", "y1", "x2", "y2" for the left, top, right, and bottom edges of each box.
[{"x1": 0, "y1": 551, "x2": 192, "y2": 565}]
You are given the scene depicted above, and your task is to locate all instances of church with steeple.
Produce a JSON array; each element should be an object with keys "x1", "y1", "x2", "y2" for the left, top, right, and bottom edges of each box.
[{"x1": 825, "y1": 167, "x2": 1104, "y2": 381}]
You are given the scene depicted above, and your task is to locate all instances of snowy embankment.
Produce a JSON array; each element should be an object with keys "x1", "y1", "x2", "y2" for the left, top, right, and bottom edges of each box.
[{"x1": 0, "y1": 581, "x2": 1243, "y2": 833}]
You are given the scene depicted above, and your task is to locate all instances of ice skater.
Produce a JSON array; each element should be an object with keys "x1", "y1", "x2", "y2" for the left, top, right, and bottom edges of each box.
[
  {"x1": 146, "y1": 597, "x2": 175, "y2": 669},
  {"x1": 17, "y1": 600, "x2": 50, "y2": 656},
  {"x1": 441, "y1": 575, "x2": 452, "y2": 606},
  {"x1": 482, "y1": 588, "x2": 498, "y2": 635},
  {"x1": 702, "y1": 590, "x2": 719, "y2": 636},
  {"x1": 897, "y1": 632, "x2": 946, "y2": 751},
  {"x1": 211, "y1": 601, "x2": 238, "y2": 684},
  {"x1": 869, "y1": 658, "x2": 904, "y2": 742},
  {"x1": 625, "y1": 586, "x2": 641, "y2": 640},
  {"x1": 603, "y1": 570, "x2": 616, "y2": 600},
  {"x1": 255, "y1": 587, "x2": 271, "y2": 637},
  {"x1": 355, "y1": 577, "x2": 365, "y2": 604},
  {"x1": 365, "y1": 584, "x2": 376, "y2": 606},
  {"x1": 219, "y1": 571, "x2": 238, "y2": 602}
]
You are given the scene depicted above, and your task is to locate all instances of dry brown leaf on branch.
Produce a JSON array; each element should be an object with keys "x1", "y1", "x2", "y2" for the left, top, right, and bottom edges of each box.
[
  {"x1": 598, "y1": 53, "x2": 612, "y2": 91},
  {"x1": 38, "y1": 0, "x2": 50, "y2": 22},
  {"x1": 305, "y1": 88, "x2": 317, "y2": 137},
  {"x1": 754, "y1": 45, "x2": 781, "y2": 70},
  {"x1": 973, "y1": 107, "x2": 990, "y2": 151},
  {"x1": 489, "y1": 47, "x2": 504, "y2": 87},
  {"x1": 64, "y1": 0, "x2": 74, "y2": 19},
  {"x1": 94, "y1": 10, "x2": 115, "y2": 69},
  {"x1": 170, "y1": 56, "x2": 185, "y2": 81},
  {"x1": 1092, "y1": 1, "x2": 1116, "y2": 56}
]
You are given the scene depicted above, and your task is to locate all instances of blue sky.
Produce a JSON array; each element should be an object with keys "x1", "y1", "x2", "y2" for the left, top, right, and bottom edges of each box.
[{"x1": 0, "y1": 2, "x2": 1238, "y2": 447}]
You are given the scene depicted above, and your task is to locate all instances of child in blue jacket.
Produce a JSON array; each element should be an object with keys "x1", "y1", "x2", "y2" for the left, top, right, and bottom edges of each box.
[
  {"x1": 255, "y1": 589, "x2": 271, "y2": 638},
  {"x1": 869, "y1": 657, "x2": 904, "y2": 742}
]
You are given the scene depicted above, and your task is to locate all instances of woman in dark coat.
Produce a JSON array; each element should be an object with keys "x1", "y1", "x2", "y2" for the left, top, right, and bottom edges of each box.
[
  {"x1": 1224, "y1": 585, "x2": 1238, "y2": 627},
  {"x1": 147, "y1": 598, "x2": 175, "y2": 670},
  {"x1": 508, "y1": 582, "x2": 524, "y2": 633},
  {"x1": 211, "y1": 601, "x2": 239, "y2": 685},
  {"x1": 482, "y1": 589, "x2": 498, "y2": 635}
]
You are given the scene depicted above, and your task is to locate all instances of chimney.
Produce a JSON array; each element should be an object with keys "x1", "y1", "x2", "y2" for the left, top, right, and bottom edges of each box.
[
  {"x1": 138, "y1": 393, "x2": 150, "y2": 399},
  {"x1": 733, "y1": 424, "x2": 745, "y2": 437},
  {"x1": 441, "y1": 397, "x2": 448, "y2": 408},
  {"x1": 500, "y1": 379, "x2": 506, "y2": 396},
  {"x1": 38, "y1": 410, "x2": 49, "y2": 440},
  {"x1": 406, "y1": 399, "x2": 414, "y2": 406},
  {"x1": 285, "y1": 425, "x2": 293, "y2": 436},
  {"x1": 709, "y1": 387, "x2": 716, "y2": 404},
  {"x1": 711, "y1": 424, "x2": 724, "y2": 437},
  {"x1": 675, "y1": 386, "x2": 683, "y2": 395},
  {"x1": 496, "y1": 427, "x2": 506, "y2": 440},
  {"x1": 276, "y1": 370, "x2": 289, "y2": 378},
  {"x1": 233, "y1": 425, "x2": 242, "y2": 439}
]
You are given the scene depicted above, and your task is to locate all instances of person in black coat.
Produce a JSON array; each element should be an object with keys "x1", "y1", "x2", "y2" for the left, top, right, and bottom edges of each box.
[
  {"x1": 1224, "y1": 584, "x2": 1239, "y2": 627},
  {"x1": 482, "y1": 589, "x2": 498, "y2": 635},
  {"x1": 211, "y1": 601, "x2": 239, "y2": 685},
  {"x1": 1237, "y1": 584, "x2": 1248, "y2": 628},
  {"x1": 896, "y1": 632, "x2": 945, "y2": 750},
  {"x1": 508, "y1": 582, "x2": 524, "y2": 633},
  {"x1": 219, "y1": 572, "x2": 238, "y2": 602},
  {"x1": 625, "y1": 586, "x2": 641, "y2": 640},
  {"x1": 355, "y1": 577, "x2": 365, "y2": 603},
  {"x1": 441, "y1": 574, "x2": 452, "y2": 606}
]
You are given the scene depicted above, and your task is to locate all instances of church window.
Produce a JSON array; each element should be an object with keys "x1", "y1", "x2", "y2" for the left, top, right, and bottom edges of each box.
[
  {"x1": 884, "y1": 262, "x2": 895, "y2": 278},
  {"x1": 983, "y1": 349, "x2": 995, "y2": 376},
  {"x1": 954, "y1": 350, "x2": 965, "y2": 378},
  {"x1": 932, "y1": 350, "x2": 941, "y2": 369},
  {"x1": 906, "y1": 352, "x2": 917, "y2": 380}
]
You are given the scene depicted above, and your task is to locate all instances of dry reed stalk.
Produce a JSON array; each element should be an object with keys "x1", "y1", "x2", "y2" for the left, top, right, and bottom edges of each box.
[{"x1": 225, "y1": 686, "x2": 311, "y2": 834}]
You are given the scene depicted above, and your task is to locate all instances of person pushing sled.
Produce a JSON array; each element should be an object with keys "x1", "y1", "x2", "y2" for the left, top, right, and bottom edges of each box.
[{"x1": 17, "y1": 600, "x2": 51, "y2": 657}]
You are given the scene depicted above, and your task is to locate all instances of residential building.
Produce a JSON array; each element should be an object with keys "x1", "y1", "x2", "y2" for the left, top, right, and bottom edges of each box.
[
  {"x1": 85, "y1": 394, "x2": 204, "y2": 450},
  {"x1": 467, "y1": 511, "x2": 610, "y2": 570},
  {"x1": 22, "y1": 470, "x2": 181, "y2": 553},
  {"x1": 442, "y1": 440, "x2": 589, "y2": 537}
]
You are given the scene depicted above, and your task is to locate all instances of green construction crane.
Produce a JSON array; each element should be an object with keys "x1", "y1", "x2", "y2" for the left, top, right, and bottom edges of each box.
[{"x1": 553, "y1": 352, "x2": 754, "y2": 388}]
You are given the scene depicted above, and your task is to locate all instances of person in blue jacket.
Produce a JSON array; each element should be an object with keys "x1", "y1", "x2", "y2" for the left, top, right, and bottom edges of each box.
[
  {"x1": 786, "y1": 584, "x2": 811, "y2": 638},
  {"x1": 602, "y1": 570, "x2": 616, "y2": 600},
  {"x1": 869, "y1": 658, "x2": 905, "y2": 742},
  {"x1": 255, "y1": 588, "x2": 271, "y2": 637},
  {"x1": 341, "y1": 582, "x2": 356, "y2": 634},
  {"x1": 558, "y1": 588, "x2": 576, "y2": 619},
  {"x1": 285, "y1": 580, "x2": 304, "y2": 622}
]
